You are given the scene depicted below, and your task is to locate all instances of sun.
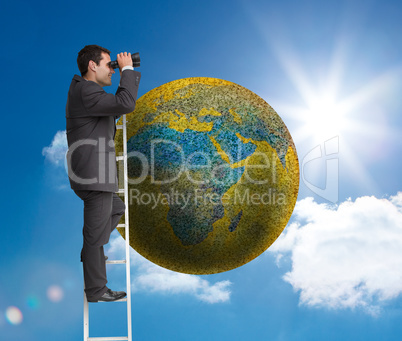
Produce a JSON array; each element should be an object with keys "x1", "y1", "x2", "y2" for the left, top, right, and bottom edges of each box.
[
  {"x1": 260, "y1": 35, "x2": 400, "y2": 193},
  {"x1": 298, "y1": 91, "x2": 349, "y2": 143},
  {"x1": 267, "y1": 36, "x2": 400, "y2": 149}
]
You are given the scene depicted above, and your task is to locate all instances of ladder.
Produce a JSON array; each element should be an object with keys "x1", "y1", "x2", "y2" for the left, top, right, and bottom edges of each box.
[{"x1": 83, "y1": 114, "x2": 133, "y2": 341}]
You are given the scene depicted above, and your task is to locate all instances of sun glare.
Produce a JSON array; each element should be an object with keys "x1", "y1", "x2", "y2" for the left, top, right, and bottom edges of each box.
[
  {"x1": 301, "y1": 93, "x2": 347, "y2": 142},
  {"x1": 259, "y1": 31, "x2": 401, "y2": 193}
]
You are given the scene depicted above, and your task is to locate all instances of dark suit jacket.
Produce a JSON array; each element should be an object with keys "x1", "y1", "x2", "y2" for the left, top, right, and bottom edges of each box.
[{"x1": 66, "y1": 70, "x2": 141, "y2": 192}]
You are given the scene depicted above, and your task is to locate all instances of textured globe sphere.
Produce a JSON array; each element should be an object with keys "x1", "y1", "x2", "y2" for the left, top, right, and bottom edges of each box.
[{"x1": 115, "y1": 77, "x2": 299, "y2": 274}]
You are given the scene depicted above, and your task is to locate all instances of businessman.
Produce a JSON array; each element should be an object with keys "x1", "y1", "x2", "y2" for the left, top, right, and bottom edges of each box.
[{"x1": 66, "y1": 45, "x2": 141, "y2": 302}]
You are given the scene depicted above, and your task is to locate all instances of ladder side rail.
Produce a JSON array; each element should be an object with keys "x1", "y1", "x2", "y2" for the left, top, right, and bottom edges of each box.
[
  {"x1": 122, "y1": 115, "x2": 133, "y2": 341},
  {"x1": 84, "y1": 289, "x2": 89, "y2": 340}
]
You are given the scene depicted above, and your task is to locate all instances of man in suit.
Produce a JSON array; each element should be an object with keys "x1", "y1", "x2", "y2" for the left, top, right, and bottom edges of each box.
[{"x1": 66, "y1": 45, "x2": 141, "y2": 302}]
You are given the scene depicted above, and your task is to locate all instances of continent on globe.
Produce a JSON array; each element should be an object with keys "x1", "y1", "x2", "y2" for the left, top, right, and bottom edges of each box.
[{"x1": 116, "y1": 77, "x2": 299, "y2": 275}]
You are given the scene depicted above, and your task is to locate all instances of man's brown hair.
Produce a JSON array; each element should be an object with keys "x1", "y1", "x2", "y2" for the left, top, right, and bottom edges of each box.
[{"x1": 77, "y1": 45, "x2": 111, "y2": 76}]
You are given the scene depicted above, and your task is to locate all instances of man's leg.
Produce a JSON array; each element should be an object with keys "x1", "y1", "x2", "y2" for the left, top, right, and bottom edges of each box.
[
  {"x1": 75, "y1": 190, "x2": 115, "y2": 301},
  {"x1": 110, "y1": 193, "x2": 125, "y2": 235}
]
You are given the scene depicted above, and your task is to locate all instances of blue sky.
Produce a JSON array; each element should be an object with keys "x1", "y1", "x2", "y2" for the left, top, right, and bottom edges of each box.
[{"x1": 1, "y1": 0, "x2": 402, "y2": 340}]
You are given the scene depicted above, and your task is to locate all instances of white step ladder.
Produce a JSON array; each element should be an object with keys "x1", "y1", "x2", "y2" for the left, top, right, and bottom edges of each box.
[{"x1": 83, "y1": 114, "x2": 133, "y2": 341}]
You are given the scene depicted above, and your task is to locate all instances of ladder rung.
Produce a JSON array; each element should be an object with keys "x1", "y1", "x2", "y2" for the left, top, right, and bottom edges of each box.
[
  {"x1": 98, "y1": 297, "x2": 127, "y2": 303},
  {"x1": 106, "y1": 260, "x2": 126, "y2": 264},
  {"x1": 117, "y1": 223, "x2": 125, "y2": 228},
  {"x1": 116, "y1": 156, "x2": 124, "y2": 161},
  {"x1": 88, "y1": 337, "x2": 128, "y2": 341},
  {"x1": 116, "y1": 125, "x2": 123, "y2": 130}
]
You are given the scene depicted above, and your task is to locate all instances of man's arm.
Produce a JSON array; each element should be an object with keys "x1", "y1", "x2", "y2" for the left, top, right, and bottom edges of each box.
[{"x1": 80, "y1": 69, "x2": 140, "y2": 116}]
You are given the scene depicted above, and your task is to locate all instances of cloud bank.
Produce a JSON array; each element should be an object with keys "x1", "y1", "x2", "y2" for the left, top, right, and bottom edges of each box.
[
  {"x1": 42, "y1": 130, "x2": 68, "y2": 166},
  {"x1": 269, "y1": 193, "x2": 402, "y2": 315},
  {"x1": 107, "y1": 236, "x2": 232, "y2": 304}
]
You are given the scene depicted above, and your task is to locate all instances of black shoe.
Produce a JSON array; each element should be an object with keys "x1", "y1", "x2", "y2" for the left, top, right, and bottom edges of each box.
[{"x1": 88, "y1": 289, "x2": 126, "y2": 302}]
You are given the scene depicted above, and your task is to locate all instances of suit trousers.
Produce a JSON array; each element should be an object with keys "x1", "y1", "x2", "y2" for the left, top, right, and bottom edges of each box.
[{"x1": 74, "y1": 190, "x2": 125, "y2": 301}]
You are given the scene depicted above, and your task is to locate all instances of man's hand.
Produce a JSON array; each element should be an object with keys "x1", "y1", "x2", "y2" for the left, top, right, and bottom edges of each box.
[{"x1": 117, "y1": 52, "x2": 132, "y2": 74}]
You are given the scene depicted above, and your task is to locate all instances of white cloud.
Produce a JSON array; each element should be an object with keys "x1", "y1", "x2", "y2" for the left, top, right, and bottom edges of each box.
[
  {"x1": 107, "y1": 235, "x2": 232, "y2": 304},
  {"x1": 269, "y1": 192, "x2": 402, "y2": 315},
  {"x1": 42, "y1": 130, "x2": 67, "y2": 166},
  {"x1": 390, "y1": 192, "x2": 402, "y2": 212}
]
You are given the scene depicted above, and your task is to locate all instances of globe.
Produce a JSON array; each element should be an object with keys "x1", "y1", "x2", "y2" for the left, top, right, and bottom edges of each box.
[{"x1": 115, "y1": 77, "x2": 299, "y2": 275}]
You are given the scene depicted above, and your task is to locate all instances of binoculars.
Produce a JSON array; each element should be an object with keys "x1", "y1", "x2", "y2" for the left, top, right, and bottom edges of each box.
[{"x1": 109, "y1": 52, "x2": 140, "y2": 69}]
